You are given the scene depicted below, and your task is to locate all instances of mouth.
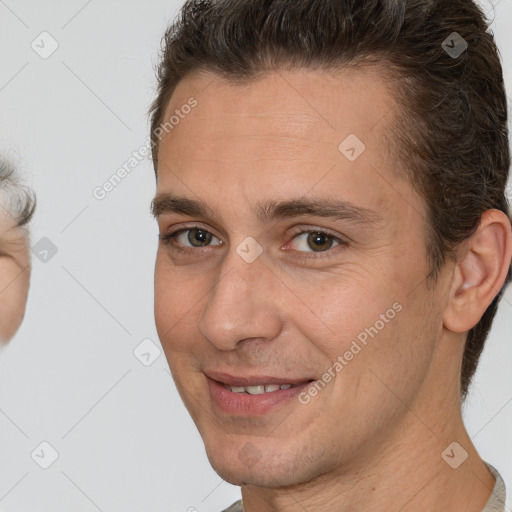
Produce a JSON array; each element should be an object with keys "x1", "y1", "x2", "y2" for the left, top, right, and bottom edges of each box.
[
  {"x1": 222, "y1": 382, "x2": 311, "y2": 394},
  {"x1": 204, "y1": 372, "x2": 316, "y2": 416}
]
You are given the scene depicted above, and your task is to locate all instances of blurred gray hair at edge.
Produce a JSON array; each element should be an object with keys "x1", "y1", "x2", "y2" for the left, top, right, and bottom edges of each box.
[{"x1": 0, "y1": 157, "x2": 36, "y2": 232}]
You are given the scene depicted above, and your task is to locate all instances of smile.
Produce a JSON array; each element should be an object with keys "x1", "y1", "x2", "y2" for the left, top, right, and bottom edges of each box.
[
  {"x1": 224, "y1": 383, "x2": 306, "y2": 394},
  {"x1": 206, "y1": 375, "x2": 315, "y2": 416}
]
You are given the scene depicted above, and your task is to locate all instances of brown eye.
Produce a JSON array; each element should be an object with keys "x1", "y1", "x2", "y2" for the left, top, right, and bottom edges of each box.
[
  {"x1": 166, "y1": 227, "x2": 222, "y2": 249},
  {"x1": 187, "y1": 229, "x2": 213, "y2": 247},
  {"x1": 307, "y1": 232, "x2": 335, "y2": 251},
  {"x1": 290, "y1": 231, "x2": 341, "y2": 253}
]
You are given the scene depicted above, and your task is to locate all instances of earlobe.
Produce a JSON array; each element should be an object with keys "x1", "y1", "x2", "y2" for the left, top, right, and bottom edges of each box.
[{"x1": 443, "y1": 209, "x2": 512, "y2": 334}]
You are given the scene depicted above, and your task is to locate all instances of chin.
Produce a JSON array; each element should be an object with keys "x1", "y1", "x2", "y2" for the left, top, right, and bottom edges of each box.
[
  {"x1": 204, "y1": 439, "x2": 317, "y2": 488},
  {"x1": 210, "y1": 459, "x2": 296, "y2": 488}
]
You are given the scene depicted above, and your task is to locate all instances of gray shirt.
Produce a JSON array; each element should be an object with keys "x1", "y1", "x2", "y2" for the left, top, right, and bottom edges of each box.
[{"x1": 221, "y1": 461, "x2": 506, "y2": 512}]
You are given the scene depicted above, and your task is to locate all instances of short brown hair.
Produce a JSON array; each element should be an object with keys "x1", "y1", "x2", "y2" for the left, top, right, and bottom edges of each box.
[{"x1": 149, "y1": 0, "x2": 511, "y2": 401}]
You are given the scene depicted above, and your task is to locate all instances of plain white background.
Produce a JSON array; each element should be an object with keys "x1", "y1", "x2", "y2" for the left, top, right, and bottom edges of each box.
[{"x1": 0, "y1": 1, "x2": 510, "y2": 511}]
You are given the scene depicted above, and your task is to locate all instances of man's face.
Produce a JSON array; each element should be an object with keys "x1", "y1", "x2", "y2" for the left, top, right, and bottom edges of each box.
[{"x1": 153, "y1": 68, "x2": 452, "y2": 487}]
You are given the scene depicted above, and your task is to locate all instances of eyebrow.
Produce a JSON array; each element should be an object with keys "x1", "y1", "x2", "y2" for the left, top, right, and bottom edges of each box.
[{"x1": 151, "y1": 193, "x2": 383, "y2": 226}]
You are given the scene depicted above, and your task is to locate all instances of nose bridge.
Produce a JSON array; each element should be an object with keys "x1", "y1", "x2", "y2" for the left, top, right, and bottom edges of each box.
[{"x1": 198, "y1": 247, "x2": 282, "y2": 350}]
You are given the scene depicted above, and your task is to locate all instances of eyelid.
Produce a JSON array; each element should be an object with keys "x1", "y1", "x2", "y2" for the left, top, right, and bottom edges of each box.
[
  {"x1": 281, "y1": 226, "x2": 348, "y2": 256},
  {"x1": 286, "y1": 225, "x2": 349, "y2": 244},
  {"x1": 162, "y1": 222, "x2": 223, "y2": 239}
]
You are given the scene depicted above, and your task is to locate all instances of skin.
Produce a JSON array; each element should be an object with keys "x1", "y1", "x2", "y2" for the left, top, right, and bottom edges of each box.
[
  {"x1": 0, "y1": 210, "x2": 30, "y2": 343},
  {"x1": 153, "y1": 67, "x2": 511, "y2": 511}
]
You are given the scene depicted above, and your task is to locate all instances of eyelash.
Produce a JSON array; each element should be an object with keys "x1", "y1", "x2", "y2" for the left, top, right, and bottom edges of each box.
[{"x1": 159, "y1": 224, "x2": 349, "y2": 260}]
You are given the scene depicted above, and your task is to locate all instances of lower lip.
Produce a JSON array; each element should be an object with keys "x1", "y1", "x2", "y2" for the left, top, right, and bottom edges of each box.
[{"x1": 207, "y1": 378, "x2": 312, "y2": 416}]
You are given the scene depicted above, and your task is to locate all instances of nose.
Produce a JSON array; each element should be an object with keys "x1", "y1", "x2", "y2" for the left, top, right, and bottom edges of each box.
[{"x1": 197, "y1": 246, "x2": 283, "y2": 351}]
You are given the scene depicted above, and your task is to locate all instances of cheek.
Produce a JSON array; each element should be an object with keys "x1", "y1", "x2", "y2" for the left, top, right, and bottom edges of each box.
[
  {"x1": 155, "y1": 253, "x2": 182, "y2": 318},
  {"x1": 319, "y1": 279, "x2": 439, "y2": 418},
  {"x1": 292, "y1": 265, "x2": 403, "y2": 354},
  {"x1": 154, "y1": 254, "x2": 205, "y2": 351}
]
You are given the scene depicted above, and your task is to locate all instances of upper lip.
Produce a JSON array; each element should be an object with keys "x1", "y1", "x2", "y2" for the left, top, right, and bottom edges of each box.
[{"x1": 204, "y1": 371, "x2": 314, "y2": 387}]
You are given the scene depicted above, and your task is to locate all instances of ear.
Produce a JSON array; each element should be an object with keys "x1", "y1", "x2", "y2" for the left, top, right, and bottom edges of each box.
[
  {"x1": 443, "y1": 209, "x2": 512, "y2": 333},
  {"x1": 0, "y1": 225, "x2": 31, "y2": 343}
]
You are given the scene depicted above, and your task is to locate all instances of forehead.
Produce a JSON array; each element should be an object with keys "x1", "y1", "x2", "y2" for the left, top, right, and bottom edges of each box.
[
  {"x1": 160, "y1": 66, "x2": 395, "y2": 156},
  {"x1": 155, "y1": 67, "x2": 423, "y2": 225}
]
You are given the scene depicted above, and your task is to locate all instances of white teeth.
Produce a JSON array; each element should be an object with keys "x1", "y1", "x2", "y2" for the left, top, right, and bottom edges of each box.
[
  {"x1": 245, "y1": 385, "x2": 265, "y2": 395},
  {"x1": 226, "y1": 383, "x2": 297, "y2": 393}
]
